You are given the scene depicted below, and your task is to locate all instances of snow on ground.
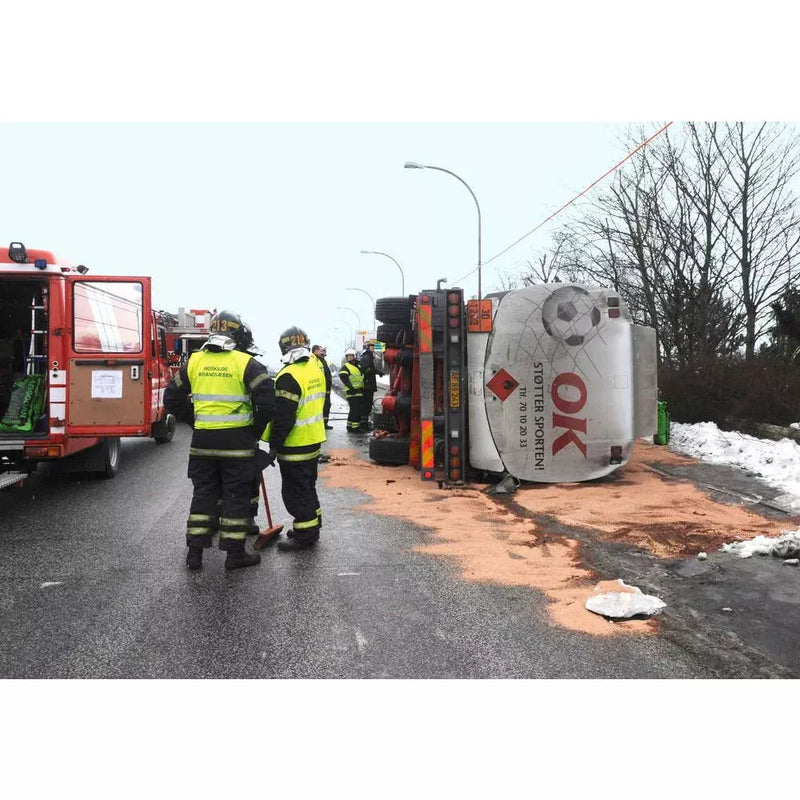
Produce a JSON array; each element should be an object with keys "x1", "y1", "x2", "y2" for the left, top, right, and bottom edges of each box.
[{"x1": 669, "y1": 421, "x2": 800, "y2": 556}]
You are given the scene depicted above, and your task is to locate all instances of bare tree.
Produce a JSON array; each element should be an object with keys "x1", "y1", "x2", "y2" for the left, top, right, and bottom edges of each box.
[
  {"x1": 711, "y1": 122, "x2": 800, "y2": 358},
  {"x1": 515, "y1": 123, "x2": 800, "y2": 368}
]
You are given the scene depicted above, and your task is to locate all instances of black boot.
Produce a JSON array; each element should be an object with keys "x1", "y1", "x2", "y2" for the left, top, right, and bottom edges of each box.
[
  {"x1": 186, "y1": 546, "x2": 204, "y2": 571},
  {"x1": 224, "y1": 541, "x2": 262, "y2": 570},
  {"x1": 277, "y1": 534, "x2": 318, "y2": 552}
]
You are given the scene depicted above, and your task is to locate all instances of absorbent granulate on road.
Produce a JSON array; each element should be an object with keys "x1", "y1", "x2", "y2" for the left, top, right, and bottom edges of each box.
[
  {"x1": 509, "y1": 441, "x2": 800, "y2": 559},
  {"x1": 320, "y1": 448, "x2": 657, "y2": 637}
]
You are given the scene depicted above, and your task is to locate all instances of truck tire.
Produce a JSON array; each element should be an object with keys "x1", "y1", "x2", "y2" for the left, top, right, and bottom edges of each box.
[
  {"x1": 369, "y1": 435, "x2": 410, "y2": 465},
  {"x1": 376, "y1": 322, "x2": 411, "y2": 345},
  {"x1": 375, "y1": 297, "x2": 413, "y2": 325},
  {"x1": 152, "y1": 413, "x2": 176, "y2": 444},
  {"x1": 98, "y1": 437, "x2": 121, "y2": 479}
]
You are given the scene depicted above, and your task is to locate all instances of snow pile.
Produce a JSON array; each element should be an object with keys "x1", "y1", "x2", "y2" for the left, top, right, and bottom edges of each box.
[
  {"x1": 668, "y1": 421, "x2": 800, "y2": 556},
  {"x1": 670, "y1": 421, "x2": 800, "y2": 509},
  {"x1": 721, "y1": 528, "x2": 800, "y2": 559}
]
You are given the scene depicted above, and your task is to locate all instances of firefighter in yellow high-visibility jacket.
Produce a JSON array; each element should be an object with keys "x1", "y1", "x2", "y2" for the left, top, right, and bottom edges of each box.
[
  {"x1": 164, "y1": 310, "x2": 274, "y2": 571},
  {"x1": 262, "y1": 326, "x2": 327, "y2": 551},
  {"x1": 338, "y1": 348, "x2": 365, "y2": 432}
]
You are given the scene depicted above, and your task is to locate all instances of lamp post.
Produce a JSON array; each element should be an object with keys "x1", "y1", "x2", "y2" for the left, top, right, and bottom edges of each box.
[
  {"x1": 345, "y1": 287, "x2": 375, "y2": 331},
  {"x1": 327, "y1": 325, "x2": 352, "y2": 357},
  {"x1": 333, "y1": 319, "x2": 357, "y2": 349},
  {"x1": 404, "y1": 161, "x2": 482, "y2": 300},
  {"x1": 360, "y1": 250, "x2": 405, "y2": 296},
  {"x1": 336, "y1": 306, "x2": 362, "y2": 331}
]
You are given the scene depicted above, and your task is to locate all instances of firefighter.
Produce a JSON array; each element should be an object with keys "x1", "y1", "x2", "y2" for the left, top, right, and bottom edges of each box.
[
  {"x1": 338, "y1": 348, "x2": 365, "y2": 432},
  {"x1": 310, "y1": 343, "x2": 333, "y2": 463},
  {"x1": 358, "y1": 341, "x2": 382, "y2": 430},
  {"x1": 264, "y1": 326, "x2": 326, "y2": 551},
  {"x1": 311, "y1": 344, "x2": 333, "y2": 430},
  {"x1": 164, "y1": 310, "x2": 274, "y2": 571}
]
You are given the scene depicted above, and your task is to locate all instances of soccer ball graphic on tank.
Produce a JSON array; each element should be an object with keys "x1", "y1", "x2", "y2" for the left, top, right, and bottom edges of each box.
[{"x1": 541, "y1": 285, "x2": 602, "y2": 347}]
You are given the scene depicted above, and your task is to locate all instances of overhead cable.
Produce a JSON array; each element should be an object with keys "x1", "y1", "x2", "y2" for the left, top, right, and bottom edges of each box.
[{"x1": 450, "y1": 121, "x2": 675, "y2": 287}]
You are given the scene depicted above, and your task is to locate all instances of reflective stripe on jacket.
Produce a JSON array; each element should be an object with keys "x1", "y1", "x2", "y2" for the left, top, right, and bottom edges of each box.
[
  {"x1": 339, "y1": 361, "x2": 364, "y2": 396},
  {"x1": 187, "y1": 349, "x2": 254, "y2": 429}
]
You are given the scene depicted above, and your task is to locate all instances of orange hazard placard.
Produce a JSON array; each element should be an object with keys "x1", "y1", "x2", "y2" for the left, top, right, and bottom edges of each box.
[{"x1": 467, "y1": 300, "x2": 492, "y2": 332}]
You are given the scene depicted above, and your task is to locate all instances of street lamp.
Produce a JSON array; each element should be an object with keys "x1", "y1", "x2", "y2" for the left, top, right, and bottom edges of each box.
[
  {"x1": 331, "y1": 321, "x2": 356, "y2": 351},
  {"x1": 360, "y1": 250, "x2": 405, "y2": 296},
  {"x1": 404, "y1": 161, "x2": 483, "y2": 300},
  {"x1": 327, "y1": 325, "x2": 352, "y2": 356},
  {"x1": 345, "y1": 287, "x2": 375, "y2": 330},
  {"x1": 336, "y1": 306, "x2": 362, "y2": 330}
]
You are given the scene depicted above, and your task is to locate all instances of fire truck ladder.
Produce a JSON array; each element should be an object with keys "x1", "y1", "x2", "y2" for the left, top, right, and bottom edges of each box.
[{"x1": 26, "y1": 294, "x2": 47, "y2": 375}]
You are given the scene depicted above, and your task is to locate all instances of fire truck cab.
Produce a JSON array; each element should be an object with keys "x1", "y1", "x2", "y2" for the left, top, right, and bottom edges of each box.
[
  {"x1": 0, "y1": 242, "x2": 176, "y2": 490},
  {"x1": 370, "y1": 284, "x2": 658, "y2": 485}
]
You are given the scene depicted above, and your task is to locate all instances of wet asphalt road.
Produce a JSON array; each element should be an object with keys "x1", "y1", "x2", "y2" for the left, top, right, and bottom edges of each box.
[{"x1": 0, "y1": 420, "x2": 797, "y2": 678}]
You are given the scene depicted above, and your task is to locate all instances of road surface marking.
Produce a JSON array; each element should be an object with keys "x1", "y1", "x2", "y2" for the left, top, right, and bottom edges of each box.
[{"x1": 354, "y1": 627, "x2": 368, "y2": 654}]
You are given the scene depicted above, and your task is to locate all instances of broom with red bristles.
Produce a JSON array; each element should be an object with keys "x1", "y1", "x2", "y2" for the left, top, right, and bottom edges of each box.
[{"x1": 254, "y1": 470, "x2": 283, "y2": 548}]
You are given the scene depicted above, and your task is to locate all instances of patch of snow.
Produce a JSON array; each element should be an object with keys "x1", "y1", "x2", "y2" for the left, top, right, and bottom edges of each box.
[
  {"x1": 670, "y1": 421, "x2": 800, "y2": 553},
  {"x1": 720, "y1": 529, "x2": 800, "y2": 559},
  {"x1": 670, "y1": 422, "x2": 800, "y2": 503}
]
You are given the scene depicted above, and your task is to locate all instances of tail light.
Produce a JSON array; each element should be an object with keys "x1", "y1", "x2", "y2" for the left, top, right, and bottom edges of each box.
[{"x1": 24, "y1": 445, "x2": 61, "y2": 458}]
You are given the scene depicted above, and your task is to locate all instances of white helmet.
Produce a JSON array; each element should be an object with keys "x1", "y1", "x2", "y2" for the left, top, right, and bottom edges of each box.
[{"x1": 345, "y1": 348, "x2": 356, "y2": 357}]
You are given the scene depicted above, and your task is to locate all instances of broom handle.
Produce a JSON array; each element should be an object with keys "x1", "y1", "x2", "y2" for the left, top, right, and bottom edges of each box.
[{"x1": 260, "y1": 471, "x2": 274, "y2": 528}]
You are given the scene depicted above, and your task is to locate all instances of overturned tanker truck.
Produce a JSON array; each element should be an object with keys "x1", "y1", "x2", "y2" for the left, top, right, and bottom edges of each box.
[{"x1": 368, "y1": 284, "x2": 658, "y2": 488}]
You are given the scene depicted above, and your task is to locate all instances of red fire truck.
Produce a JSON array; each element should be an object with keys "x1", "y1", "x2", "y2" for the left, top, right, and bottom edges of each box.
[
  {"x1": 369, "y1": 284, "x2": 658, "y2": 487},
  {"x1": 158, "y1": 307, "x2": 212, "y2": 377},
  {"x1": 0, "y1": 241, "x2": 177, "y2": 490}
]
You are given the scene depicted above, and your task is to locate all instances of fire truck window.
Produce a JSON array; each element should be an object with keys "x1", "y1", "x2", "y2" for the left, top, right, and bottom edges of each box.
[
  {"x1": 73, "y1": 281, "x2": 143, "y2": 353},
  {"x1": 159, "y1": 327, "x2": 167, "y2": 360}
]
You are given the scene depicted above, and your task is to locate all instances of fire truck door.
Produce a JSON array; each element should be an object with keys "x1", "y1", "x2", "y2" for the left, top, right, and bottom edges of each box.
[{"x1": 65, "y1": 276, "x2": 153, "y2": 436}]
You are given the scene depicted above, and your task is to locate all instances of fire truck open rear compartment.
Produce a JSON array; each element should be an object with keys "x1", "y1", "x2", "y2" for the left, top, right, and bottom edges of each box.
[{"x1": 0, "y1": 277, "x2": 49, "y2": 438}]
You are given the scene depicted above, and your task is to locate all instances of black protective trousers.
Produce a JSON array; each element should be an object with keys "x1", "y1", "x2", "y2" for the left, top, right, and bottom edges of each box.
[
  {"x1": 187, "y1": 454, "x2": 256, "y2": 550},
  {"x1": 346, "y1": 394, "x2": 364, "y2": 431},
  {"x1": 278, "y1": 458, "x2": 321, "y2": 543},
  {"x1": 361, "y1": 390, "x2": 375, "y2": 423}
]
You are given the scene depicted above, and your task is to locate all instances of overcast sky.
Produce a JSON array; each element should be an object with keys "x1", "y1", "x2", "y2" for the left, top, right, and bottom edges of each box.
[
  {"x1": 0, "y1": 121, "x2": 649, "y2": 365},
  {"x1": 4, "y1": 2, "x2": 796, "y2": 370}
]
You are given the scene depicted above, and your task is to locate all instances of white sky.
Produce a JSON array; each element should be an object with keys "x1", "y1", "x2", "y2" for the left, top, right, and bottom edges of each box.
[
  {"x1": 4, "y1": 2, "x2": 798, "y2": 373},
  {"x1": 3, "y1": 0, "x2": 799, "y2": 789},
  {"x1": 1, "y1": 121, "x2": 642, "y2": 366}
]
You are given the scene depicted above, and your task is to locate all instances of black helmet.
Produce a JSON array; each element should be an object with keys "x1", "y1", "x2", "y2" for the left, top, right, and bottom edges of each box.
[
  {"x1": 278, "y1": 326, "x2": 310, "y2": 355},
  {"x1": 208, "y1": 309, "x2": 254, "y2": 351},
  {"x1": 210, "y1": 309, "x2": 242, "y2": 337},
  {"x1": 237, "y1": 322, "x2": 256, "y2": 353}
]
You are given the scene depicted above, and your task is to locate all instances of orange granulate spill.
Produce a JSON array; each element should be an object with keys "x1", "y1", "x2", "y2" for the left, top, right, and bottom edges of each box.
[
  {"x1": 321, "y1": 448, "x2": 656, "y2": 636},
  {"x1": 510, "y1": 441, "x2": 800, "y2": 559}
]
